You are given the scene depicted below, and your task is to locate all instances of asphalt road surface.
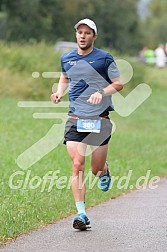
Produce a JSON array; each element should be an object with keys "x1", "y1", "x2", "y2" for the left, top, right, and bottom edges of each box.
[{"x1": 1, "y1": 177, "x2": 167, "y2": 252}]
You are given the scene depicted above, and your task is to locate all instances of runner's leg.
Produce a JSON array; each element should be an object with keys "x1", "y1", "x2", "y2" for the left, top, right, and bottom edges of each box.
[
  {"x1": 90, "y1": 144, "x2": 108, "y2": 176},
  {"x1": 66, "y1": 141, "x2": 87, "y2": 202}
]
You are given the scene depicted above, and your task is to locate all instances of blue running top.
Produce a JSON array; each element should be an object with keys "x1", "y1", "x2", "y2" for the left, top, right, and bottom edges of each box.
[{"x1": 61, "y1": 48, "x2": 120, "y2": 117}]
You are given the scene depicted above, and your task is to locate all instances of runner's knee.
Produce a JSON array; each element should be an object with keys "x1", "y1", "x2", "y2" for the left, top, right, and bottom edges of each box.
[
  {"x1": 72, "y1": 160, "x2": 84, "y2": 176},
  {"x1": 91, "y1": 164, "x2": 103, "y2": 176}
]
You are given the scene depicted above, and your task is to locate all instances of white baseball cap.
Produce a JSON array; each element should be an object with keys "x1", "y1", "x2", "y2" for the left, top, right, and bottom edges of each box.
[{"x1": 74, "y1": 18, "x2": 97, "y2": 35}]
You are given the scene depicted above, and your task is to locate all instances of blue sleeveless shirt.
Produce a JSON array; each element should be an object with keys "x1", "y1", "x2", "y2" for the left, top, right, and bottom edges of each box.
[{"x1": 61, "y1": 48, "x2": 120, "y2": 117}]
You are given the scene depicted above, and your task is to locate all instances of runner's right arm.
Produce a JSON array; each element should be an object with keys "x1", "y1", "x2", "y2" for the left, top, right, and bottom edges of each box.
[{"x1": 50, "y1": 73, "x2": 68, "y2": 104}]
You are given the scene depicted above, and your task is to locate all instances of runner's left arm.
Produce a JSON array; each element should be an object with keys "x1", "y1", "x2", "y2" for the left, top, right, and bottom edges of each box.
[{"x1": 87, "y1": 77, "x2": 123, "y2": 105}]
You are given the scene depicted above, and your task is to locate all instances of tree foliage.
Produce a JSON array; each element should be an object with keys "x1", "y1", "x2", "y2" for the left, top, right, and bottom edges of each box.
[
  {"x1": 1, "y1": 0, "x2": 165, "y2": 53},
  {"x1": 141, "y1": 0, "x2": 167, "y2": 48}
]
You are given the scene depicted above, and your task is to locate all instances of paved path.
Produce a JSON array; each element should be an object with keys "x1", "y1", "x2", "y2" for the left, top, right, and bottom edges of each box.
[{"x1": 1, "y1": 177, "x2": 167, "y2": 252}]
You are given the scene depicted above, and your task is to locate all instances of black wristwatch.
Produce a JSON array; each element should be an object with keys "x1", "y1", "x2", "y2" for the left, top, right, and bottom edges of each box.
[{"x1": 97, "y1": 89, "x2": 105, "y2": 97}]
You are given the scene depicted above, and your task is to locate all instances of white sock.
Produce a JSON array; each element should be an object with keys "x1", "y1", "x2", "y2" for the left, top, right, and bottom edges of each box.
[{"x1": 75, "y1": 201, "x2": 86, "y2": 215}]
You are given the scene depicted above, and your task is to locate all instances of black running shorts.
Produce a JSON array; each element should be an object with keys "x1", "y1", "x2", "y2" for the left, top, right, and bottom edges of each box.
[{"x1": 64, "y1": 117, "x2": 112, "y2": 146}]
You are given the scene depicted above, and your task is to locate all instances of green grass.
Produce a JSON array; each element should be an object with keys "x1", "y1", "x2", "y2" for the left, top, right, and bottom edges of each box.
[
  {"x1": 0, "y1": 41, "x2": 61, "y2": 99},
  {"x1": 0, "y1": 43, "x2": 167, "y2": 245}
]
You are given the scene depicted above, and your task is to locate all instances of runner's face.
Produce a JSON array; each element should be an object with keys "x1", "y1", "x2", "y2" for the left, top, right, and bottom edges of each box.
[{"x1": 76, "y1": 24, "x2": 96, "y2": 51}]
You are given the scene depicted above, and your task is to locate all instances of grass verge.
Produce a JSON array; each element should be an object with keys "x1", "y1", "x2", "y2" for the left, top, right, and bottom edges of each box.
[{"x1": 0, "y1": 46, "x2": 167, "y2": 244}]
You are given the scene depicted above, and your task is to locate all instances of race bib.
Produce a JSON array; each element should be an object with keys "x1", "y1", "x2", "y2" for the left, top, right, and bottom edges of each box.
[{"x1": 77, "y1": 119, "x2": 101, "y2": 133}]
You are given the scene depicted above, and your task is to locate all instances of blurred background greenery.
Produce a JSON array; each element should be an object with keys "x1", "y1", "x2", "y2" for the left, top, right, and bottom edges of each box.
[
  {"x1": 0, "y1": 0, "x2": 167, "y2": 100},
  {"x1": 0, "y1": 0, "x2": 167, "y2": 53},
  {"x1": 0, "y1": 0, "x2": 167, "y2": 245}
]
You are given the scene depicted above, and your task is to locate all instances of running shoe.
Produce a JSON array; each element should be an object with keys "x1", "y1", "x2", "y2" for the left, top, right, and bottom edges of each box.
[
  {"x1": 73, "y1": 213, "x2": 91, "y2": 231},
  {"x1": 99, "y1": 161, "x2": 111, "y2": 192}
]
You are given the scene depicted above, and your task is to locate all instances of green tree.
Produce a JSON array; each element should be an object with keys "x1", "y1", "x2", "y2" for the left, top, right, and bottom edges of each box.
[
  {"x1": 141, "y1": 0, "x2": 167, "y2": 48},
  {"x1": 4, "y1": 0, "x2": 53, "y2": 41},
  {"x1": 92, "y1": 0, "x2": 142, "y2": 53},
  {"x1": 0, "y1": 0, "x2": 143, "y2": 53}
]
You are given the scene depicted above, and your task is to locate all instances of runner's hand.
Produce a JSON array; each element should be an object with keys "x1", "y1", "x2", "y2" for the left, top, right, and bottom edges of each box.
[
  {"x1": 87, "y1": 92, "x2": 103, "y2": 104},
  {"x1": 50, "y1": 92, "x2": 62, "y2": 104}
]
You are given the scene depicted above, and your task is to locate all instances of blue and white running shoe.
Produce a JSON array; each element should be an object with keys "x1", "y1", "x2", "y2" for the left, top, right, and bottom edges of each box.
[
  {"x1": 73, "y1": 213, "x2": 91, "y2": 231},
  {"x1": 99, "y1": 161, "x2": 111, "y2": 192}
]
